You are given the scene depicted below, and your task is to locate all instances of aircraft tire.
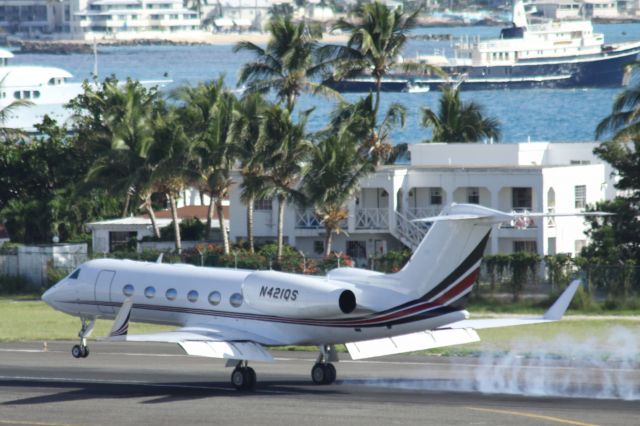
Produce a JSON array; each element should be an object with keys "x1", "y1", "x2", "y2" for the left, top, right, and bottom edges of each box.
[
  {"x1": 311, "y1": 363, "x2": 327, "y2": 385},
  {"x1": 231, "y1": 368, "x2": 246, "y2": 390},
  {"x1": 81, "y1": 346, "x2": 89, "y2": 358},
  {"x1": 71, "y1": 345, "x2": 83, "y2": 359},
  {"x1": 325, "y1": 363, "x2": 336, "y2": 384},
  {"x1": 244, "y1": 367, "x2": 256, "y2": 390}
]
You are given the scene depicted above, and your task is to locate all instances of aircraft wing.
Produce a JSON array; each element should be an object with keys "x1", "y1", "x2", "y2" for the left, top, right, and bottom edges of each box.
[
  {"x1": 103, "y1": 300, "x2": 275, "y2": 362},
  {"x1": 345, "y1": 280, "x2": 580, "y2": 360}
]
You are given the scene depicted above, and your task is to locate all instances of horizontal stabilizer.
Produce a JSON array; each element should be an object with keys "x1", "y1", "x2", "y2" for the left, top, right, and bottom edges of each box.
[
  {"x1": 345, "y1": 328, "x2": 480, "y2": 360},
  {"x1": 178, "y1": 341, "x2": 274, "y2": 363},
  {"x1": 448, "y1": 279, "x2": 581, "y2": 330}
]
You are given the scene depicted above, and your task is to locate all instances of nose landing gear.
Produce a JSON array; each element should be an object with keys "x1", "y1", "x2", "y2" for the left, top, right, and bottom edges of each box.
[
  {"x1": 71, "y1": 316, "x2": 95, "y2": 359},
  {"x1": 311, "y1": 344, "x2": 338, "y2": 385}
]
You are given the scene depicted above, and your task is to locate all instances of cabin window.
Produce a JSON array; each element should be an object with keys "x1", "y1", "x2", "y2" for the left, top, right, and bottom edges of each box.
[
  {"x1": 209, "y1": 291, "x2": 222, "y2": 306},
  {"x1": 23, "y1": 91, "x2": 31, "y2": 99},
  {"x1": 208, "y1": 291, "x2": 221, "y2": 305},
  {"x1": 68, "y1": 269, "x2": 80, "y2": 280},
  {"x1": 123, "y1": 284, "x2": 134, "y2": 297},
  {"x1": 13, "y1": 91, "x2": 20, "y2": 99},
  {"x1": 48, "y1": 77, "x2": 55, "y2": 85},
  {"x1": 230, "y1": 292, "x2": 243, "y2": 308},
  {"x1": 166, "y1": 288, "x2": 177, "y2": 301},
  {"x1": 34, "y1": 91, "x2": 40, "y2": 99},
  {"x1": 144, "y1": 286, "x2": 156, "y2": 299},
  {"x1": 187, "y1": 290, "x2": 199, "y2": 303}
]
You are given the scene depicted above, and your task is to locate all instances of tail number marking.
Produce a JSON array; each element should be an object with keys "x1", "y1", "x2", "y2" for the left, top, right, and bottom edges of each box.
[{"x1": 259, "y1": 286, "x2": 298, "y2": 301}]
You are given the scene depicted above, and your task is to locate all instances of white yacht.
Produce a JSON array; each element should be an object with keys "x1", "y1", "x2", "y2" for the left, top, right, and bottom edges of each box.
[{"x1": 0, "y1": 47, "x2": 168, "y2": 133}]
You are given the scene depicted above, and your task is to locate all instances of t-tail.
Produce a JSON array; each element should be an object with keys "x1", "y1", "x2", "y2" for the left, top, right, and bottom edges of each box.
[{"x1": 392, "y1": 204, "x2": 513, "y2": 305}]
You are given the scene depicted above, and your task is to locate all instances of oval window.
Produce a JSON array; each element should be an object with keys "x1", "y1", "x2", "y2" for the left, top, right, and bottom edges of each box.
[
  {"x1": 187, "y1": 290, "x2": 198, "y2": 303},
  {"x1": 230, "y1": 292, "x2": 243, "y2": 308},
  {"x1": 123, "y1": 284, "x2": 134, "y2": 297},
  {"x1": 166, "y1": 288, "x2": 177, "y2": 301},
  {"x1": 144, "y1": 286, "x2": 156, "y2": 299},
  {"x1": 208, "y1": 291, "x2": 221, "y2": 306}
]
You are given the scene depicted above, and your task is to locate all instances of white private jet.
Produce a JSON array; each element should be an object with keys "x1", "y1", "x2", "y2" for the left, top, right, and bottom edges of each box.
[{"x1": 42, "y1": 203, "x2": 582, "y2": 390}]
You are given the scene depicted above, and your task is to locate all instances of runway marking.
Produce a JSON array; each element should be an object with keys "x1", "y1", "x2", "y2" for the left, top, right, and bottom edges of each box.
[
  {"x1": 465, "y1": 406, "x2": 600, "y2": 426},
  {"x1": 0, "y1": 420, "x2": 75, "y2": 426},
  {"x1": 0, "y1": 375, "x2": 289, "y2": 395}
]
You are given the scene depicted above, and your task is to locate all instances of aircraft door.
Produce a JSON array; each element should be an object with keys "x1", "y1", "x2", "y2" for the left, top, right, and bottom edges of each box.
[{"x1": 94, "y1": 270, "x2": 115, "y2": 314}]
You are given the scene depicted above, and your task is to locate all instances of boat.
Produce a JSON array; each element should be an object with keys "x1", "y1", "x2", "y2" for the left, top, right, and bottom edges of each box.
[
  {"x1": 328, "y1": 0, "x2": 640, "y2": 92},
  {"x1": 0, "y1": 47, "x2": 169, "y2": 133}
]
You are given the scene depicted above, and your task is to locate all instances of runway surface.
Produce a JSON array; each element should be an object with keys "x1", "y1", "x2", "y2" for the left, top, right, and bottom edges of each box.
[{"x1": 0, "y1": 341, "x2": 638, "y2": 426}]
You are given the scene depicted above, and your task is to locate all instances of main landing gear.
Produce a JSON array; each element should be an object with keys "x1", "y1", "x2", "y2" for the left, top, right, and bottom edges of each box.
[
  {"x1": 230, "y1": 361, "x2": 256, "y2": 391},
  {"x1": 311, "y1": 344, "x2": 338, "y2": 385},
  {"x1": 71, "y1": 316, "x2": 95, "y2": 359}
]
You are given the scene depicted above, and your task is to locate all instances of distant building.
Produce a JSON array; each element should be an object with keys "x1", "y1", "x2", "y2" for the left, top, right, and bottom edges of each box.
[
  {"x1": 0, "y1": 0, "x2": 71, "y2": 35},
  {"x1": 73, "y1": 0, "x2": 202, "y2": 39},
  {"x1": 229, "y1": 142, "x2": 616, "y2": 266},
  {"x1": 583, "y1": 0, "x2": 619, "y2": 17},
  {"x1": 533, "y1": 0, "x2": 583, "y2": 20}
]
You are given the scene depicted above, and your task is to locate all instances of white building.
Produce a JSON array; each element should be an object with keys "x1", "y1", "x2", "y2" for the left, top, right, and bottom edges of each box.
[
  {"x1": 74, "y1": 0, "x2": 202, "y2": 40},
  {"x1": 229, "y1": 142, "x2": 615, "y2": 266},
  {"x1": 0, "y1": 0, "x2": 71, "y2": 35}
]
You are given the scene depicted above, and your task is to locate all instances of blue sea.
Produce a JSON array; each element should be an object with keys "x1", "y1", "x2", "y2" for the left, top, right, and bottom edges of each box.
[{"x1": 11, "y1": 22, "x2": 640, "y2": 143}]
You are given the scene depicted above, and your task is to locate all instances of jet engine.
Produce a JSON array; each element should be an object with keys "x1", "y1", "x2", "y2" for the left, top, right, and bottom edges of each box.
[{"x1": 242, "y1": 270, "x2": 357, "y2": 318}]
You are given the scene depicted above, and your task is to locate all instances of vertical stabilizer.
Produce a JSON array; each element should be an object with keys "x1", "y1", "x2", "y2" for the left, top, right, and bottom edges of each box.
[{"x1": 392, "y1": 204, "x2": 509, "y2": 303}]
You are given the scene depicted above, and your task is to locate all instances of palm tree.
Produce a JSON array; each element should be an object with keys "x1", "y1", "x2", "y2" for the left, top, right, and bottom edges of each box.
[
  {"x1": 259, "y1": 105, "x2": 312, "y2": 262},
  {"x1": 234, "y1": 14, "x2": 330, "y2": 112},
  {"x1": 321, "y1": 2, "x2": 420, "y2": 119},
  {"x1": 80, "y1": 79, "x2": 163, "y2": 236},
  {"x1": 0, "y1": 75, "x2": 34, "y2": 140},
  {"x1": 173, "y1": 78, "x2": 238, "y2": 254},
  {"x1": 229, "y1": 93, "x2": 271, "y2": 254},
  {"x1": 596, "y1": 61, "x2": 640, "y2": 141},
  {"x1": 150, "y1": 104, "x2": 200, "y2": 254},
  {"x1": 421, "y1": 85, "x2": 501, "y2": 143},
  {"x1": 303, "y1": 128, "x2": 374, "y2": 256},
  {"x1": 329, "y1": 93, "x2": 406, "y2": 162}
]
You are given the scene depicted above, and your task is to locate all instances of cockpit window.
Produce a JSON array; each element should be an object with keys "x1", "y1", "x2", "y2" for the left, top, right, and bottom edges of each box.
[{"x1": 69, "y1": 269, "x2": 80, "y2": 280}]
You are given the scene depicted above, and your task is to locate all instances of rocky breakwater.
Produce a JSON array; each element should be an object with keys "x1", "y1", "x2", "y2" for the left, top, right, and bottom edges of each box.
[{"x1": 12, "y1": 39, "x2": 209, "y2": 54}]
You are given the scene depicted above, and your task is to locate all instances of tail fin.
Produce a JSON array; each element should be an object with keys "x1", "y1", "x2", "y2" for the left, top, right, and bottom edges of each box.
[{"x1": 393, "y1": 204, "x2": 509, "y2": 303}]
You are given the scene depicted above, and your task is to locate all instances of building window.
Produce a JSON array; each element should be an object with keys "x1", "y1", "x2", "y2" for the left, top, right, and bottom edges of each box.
[
  {"x1": 109, "y1": 231, "x2": 136, "y2": 252},
  {"x1": 575, "y1": 239, "x2": 586, "y2": 254},
  {"x1": 514, "y1": 241, "x2": 537, "y2": 253},
  {"x1": 547, "y1": 238, "x2": 556, "y2": 255},
  {"x1": 313, "y1": 240, "x2": 324, "y2": 255},
  {"x1": 467, "y1": 187, "x2": 480, "y2": 204},
  {"x1": 254, "y1": 198, "x2": 272, "y2": 211},
  {"x1": 346, "y1": 240, "x2": 367, "y2": 259},
  {"x1": 430, "y1": 188, "x2": 442, "y2": 205},
  {"x1": 512, "y1": 187, "x2": 532, "y2": 210},
  {"x1": 574, "y1": 185, "x2": 586, "y2": 209}
]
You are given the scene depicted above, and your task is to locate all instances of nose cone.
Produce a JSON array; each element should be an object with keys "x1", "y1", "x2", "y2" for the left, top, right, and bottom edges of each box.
[{"x1": 41, "y1": 286, "x2": 55, "y2": 307}]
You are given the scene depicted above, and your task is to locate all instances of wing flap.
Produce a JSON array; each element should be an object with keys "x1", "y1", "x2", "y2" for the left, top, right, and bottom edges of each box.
[
  {"x1": 179, "y1": 341, "x2": 274, "y2": 362},
  {"x1": 346, "y1": 328, "x2": 480, "y2": 360}
]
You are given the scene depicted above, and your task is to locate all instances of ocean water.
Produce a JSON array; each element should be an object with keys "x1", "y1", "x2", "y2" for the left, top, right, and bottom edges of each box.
[{"x1": 10, "y1": 23, "x2": 640, "y2": 143}]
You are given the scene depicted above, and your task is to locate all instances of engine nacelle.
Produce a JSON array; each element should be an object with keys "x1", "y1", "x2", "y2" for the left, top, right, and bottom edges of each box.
[{"x1": 242, "y1": 270, "x2": 357, "y2": 318}]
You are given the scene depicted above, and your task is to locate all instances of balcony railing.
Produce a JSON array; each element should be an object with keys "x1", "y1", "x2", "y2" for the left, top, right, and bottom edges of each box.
[
  {"x1": 500, "y1": 208, "x2": 538, "y2": 229},
  {"x1": 405, "y1": 206, "x2": 443, "y2": 221},
  {"x1": 355, "y1": 208, "x2": 388, "y2": 230},
  {"x1": 295, "y1": 209, "x2": 322, "y2": 229}
]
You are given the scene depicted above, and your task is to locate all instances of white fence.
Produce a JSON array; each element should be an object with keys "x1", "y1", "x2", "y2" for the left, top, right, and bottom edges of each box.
[{"x1": 0, "y1": 243, "x2": 88, "y2": 289}]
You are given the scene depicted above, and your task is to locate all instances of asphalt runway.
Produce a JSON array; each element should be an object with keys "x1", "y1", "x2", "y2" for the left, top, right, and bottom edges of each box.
[{"x1": 0, "y1": 341, "x2": 638, "y2": 426}]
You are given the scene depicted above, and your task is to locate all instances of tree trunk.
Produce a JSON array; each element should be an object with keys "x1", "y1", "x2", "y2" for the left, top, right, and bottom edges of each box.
[
  {"x1": 145, "y1": 196, "x2": 160, "y2": 239},
  {"x1": 168, "y1": 192, "x2": 182, "y2": 255},
  {"x1": 247, "y1": 195, "x2": 255, "y2": 254},
  {"x1": 277, "y1": 194, "x2": 286, "y2": 263},
  {"x1": 216, "y1": 198, "x2": 230, "y2": 255},
  {"x1": 122, "y1": 191, "x2": 131, "y2": 218},
  {"x1": 206, "y1": 195, "x2": 215, "y2": 240},
  {"x1": 324, "y1": 224, "x2": 333, "y2": 258}
]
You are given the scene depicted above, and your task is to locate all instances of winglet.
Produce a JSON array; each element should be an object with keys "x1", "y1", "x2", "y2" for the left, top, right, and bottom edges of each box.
[
  {"x1": 107, "y1": 298, "x2": 133, "y2": 340},
  {"x1": 543, "y1": 279, "x2": 580, "y2": 320},
  {"x1": 156, "y1": 253, "x2": 164, "y2": 263}
]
